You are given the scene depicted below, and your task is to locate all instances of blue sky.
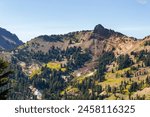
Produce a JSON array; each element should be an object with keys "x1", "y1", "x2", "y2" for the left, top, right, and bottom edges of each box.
[{"x1": 0, "y1": 0, "x2": 150, "y2": 42}]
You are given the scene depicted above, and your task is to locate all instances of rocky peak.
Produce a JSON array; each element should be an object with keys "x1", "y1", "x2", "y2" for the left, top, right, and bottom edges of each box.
[
  {"x1": 93, "y1": 24, "x2": 105, "y2": 33},
  {"x1": 93, "y1": 24, "x2": 110, "y2": 38},
  {"x1": 93, "y1": 24, "x2": 124, "y2": 39}
]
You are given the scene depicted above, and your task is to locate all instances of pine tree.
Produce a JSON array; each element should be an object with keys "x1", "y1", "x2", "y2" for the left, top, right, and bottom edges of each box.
[
  {"x1": 128, "y1": 82, "x2": 139, "y2": 93},
  {"x1": 0, "y1": 59, "x2": 12, "y2": 100},
  {"x1": 146, "y1": 76, "x2": 150, "y2": 86}
]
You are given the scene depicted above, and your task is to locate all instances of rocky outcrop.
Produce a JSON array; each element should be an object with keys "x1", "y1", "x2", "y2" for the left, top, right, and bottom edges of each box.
[{"x1": 92, "y1": 24, "x2": 123, "y2": 39}]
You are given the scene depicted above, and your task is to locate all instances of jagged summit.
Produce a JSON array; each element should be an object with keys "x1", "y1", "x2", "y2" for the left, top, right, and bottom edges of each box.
[
  {"x1": 93, "y1": 24, "x2": 105, "y2": 33},
  {"x1": 93, "y1": 24, "x2": 123, "y2": 39}
]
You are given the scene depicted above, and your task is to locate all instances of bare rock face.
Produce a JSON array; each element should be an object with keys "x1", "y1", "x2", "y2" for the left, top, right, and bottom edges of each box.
[
  {"x1": 93, "y1": 24, "x2": 123, "y2": 39},
  {"x1": 93, "y1": 24, "x2": 111, "y2": 38},
  {"x1": 94, "y1": 24, "x2": 106, "y2": 34}
]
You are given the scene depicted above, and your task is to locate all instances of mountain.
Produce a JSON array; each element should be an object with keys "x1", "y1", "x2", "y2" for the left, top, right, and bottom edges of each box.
[
  {"x1": 0, "y1": 27, "x2": 23, "y2": 50},
  {"x1": 1, "y1": 24, "x2": 150, "y2": 100}
]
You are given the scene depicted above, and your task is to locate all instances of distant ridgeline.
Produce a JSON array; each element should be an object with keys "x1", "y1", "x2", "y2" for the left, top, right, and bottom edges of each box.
[{"x1": 0, "y1": 27, "x2": 23, "y2": 50}]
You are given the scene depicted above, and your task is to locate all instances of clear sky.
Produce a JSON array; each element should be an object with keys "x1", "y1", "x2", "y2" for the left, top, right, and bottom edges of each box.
[{"x1": 0, "y1": 0, "x2": 150, "y2": 42}]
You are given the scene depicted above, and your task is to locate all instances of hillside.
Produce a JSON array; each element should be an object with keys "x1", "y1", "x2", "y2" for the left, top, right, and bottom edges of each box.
[
  {"x1": 1, "y1": 24, "x2": 150, "y2": 100},
  {"x1": 0, "y1": 27, "x2": 23, "y2": 50}
]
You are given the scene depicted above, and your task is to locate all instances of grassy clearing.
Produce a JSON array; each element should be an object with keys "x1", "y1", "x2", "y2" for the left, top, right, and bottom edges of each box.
[
  {"x1": 61, "y1": 86, "x2": 80, "y2": 95},
  {"x1": 99, "y1": 77, "x2": 124, "y2": 87},
  {"x1": 47, "y1": 62, "x2": 66, "y2": 72},
  {"x1": 100, "y1": 68, "x2": 130, "y2": 87},
  {"x1": 47, "y1": 62, "x2": 61, "y2": 70}
]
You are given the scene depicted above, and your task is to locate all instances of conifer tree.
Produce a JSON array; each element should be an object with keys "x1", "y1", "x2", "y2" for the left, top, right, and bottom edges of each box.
[{"x1": 0, "y1": 59, "x2": 12, "y2": 100}]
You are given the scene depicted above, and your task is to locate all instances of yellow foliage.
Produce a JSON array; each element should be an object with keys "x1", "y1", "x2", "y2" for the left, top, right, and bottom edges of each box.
[
  {"x1": 47, "y1": 62, "x2": 61, "y2": 70},
  {"x1": 29, "y1": 68, "x2": 41, "y2": 79},
  {"x1": 61, "y1": 86, "x2": 79, "y2": 95},
  {"x1": 47, "y1": 62, "x2": 66, "y2": 72},
  {"x1": 75, "y1": 76, "x2": 86, "y2": 84},
  {"x1": 61, "y1": 68, "x2": 67, "y2": 72},
  {"x1": 99, "y1": 78, "x2": 124, "y2": 87}
]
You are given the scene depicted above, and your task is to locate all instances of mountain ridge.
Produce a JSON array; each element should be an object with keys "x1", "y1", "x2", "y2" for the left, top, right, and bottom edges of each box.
[
  {"x1": 0, "y1": 27, "x2": 23, "y2": 50},
  {"x1": 1, "y1": 24, "x2": 150, "y2": 100}
]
